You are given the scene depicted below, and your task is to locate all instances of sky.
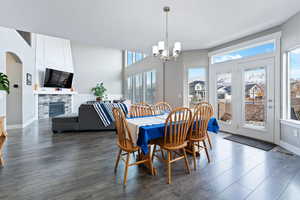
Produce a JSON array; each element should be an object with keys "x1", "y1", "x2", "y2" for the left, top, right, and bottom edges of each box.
[
  {"x1": 290, "y1": 51, "x2": 300, "y2": 80},
  {"x1": 245, "y1": 67, "x2": 265, "y2": 84},
  {"x1": 213, "y1": 43, "x2": 275, "y2": 64},
  {"x1": 188, "y1": 68, "x2": 206, "y2": 82}
]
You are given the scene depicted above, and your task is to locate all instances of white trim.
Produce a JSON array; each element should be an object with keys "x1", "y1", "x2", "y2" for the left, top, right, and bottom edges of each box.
[
  {"x1": 208, "y1": 31, "x2": 282, "y2": 57},
  {"x1": 279, "y1": 140, "x2": 300, "y2": 156},
  {"x1": 280, "y1": 119, "x2": 300, "y2": 129},
  {"x1": 274, "y1": 33, "x2": 282, "y2": 145},
  {"x1": 6, "y1": 124, "x2": 23, "y2": 130},
  {"x1": 6, "y1": 117, "x2": 35, "y2": 130},
  {"x1": 22, "y1": 117, "x2": 35, "y2": 128},
  {"x1": 209, "y1": 32, "x2": 281, "y2": 144}
]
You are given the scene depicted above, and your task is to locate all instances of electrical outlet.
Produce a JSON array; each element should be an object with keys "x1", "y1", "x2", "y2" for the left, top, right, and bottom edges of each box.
[{"x1": 293, "y1": 130, "x2": 298, "y2": 137}]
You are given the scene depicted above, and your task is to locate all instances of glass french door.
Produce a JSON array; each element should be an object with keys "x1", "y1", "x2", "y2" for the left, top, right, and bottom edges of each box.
[{"x1": 210, "y1": 57, "x2": 275, "y2": 142}]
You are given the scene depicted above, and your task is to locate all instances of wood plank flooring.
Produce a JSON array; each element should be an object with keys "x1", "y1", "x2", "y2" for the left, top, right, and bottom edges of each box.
[{"x1": 0, "y1": 119, "x2": 300, "y2": 200}]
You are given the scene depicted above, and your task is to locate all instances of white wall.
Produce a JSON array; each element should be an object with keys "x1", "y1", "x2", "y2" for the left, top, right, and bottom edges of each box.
[
  {"x1": 71, "y1": 42, "x2": 123, "y2": 111},
  {"x1": 36, "y1": 34, "x2": 74, "y2": 86},
  {"x1": 0, "y1": 27, "x2": 35, "y2": 127}
]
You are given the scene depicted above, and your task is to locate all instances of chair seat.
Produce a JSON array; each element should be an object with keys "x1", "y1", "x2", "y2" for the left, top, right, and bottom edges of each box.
[
  {"x1": 189, "y1": 135, "x2": 207, "y2": 142},
  {"x1": 117, "y1": 139, "x2": 139, "y2": 152},
  {"x1": 153, "y1": 138, "x2": 188, "y2": 151}
]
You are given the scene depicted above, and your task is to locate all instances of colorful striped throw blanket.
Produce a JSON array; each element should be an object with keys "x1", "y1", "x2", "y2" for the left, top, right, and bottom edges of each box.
[{"x1": 93, "y1": 102, "x2": 128, "y2": 127}]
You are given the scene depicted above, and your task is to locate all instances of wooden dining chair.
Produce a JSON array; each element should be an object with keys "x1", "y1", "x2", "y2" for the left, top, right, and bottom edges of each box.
[
  {"x1": 153, "y1": 102, "x2": 172, "y2": 115},
  {"x1": 129, "y1": 104, "x2": 153, "y2": 118},
  {"x1": 0, "y1": 117, "x2": 7, "y2": 167},
  {"x1": 112, "y1": 108, "x2": 154, "y2": 185},
  {"x1": 152, "y1": 107, "x2": 192, "y2": 184},
  {"x1": 137, "y1": 102, "x2": 150, "y2": 106},
  {"x1": 195, "y1": 102, "x2": 213, "y2": 149},
  {"x1": 189, "y1": 104, "x2": 213, "y2": 169}
]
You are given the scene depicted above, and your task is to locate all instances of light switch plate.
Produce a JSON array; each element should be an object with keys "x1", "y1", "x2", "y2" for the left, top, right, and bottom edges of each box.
[{"x1": 293, "y1": 130, "x2": 298, "y2": 137}]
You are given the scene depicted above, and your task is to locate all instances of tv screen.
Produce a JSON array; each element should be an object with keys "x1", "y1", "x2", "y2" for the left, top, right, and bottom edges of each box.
[{"x1": 44, "y1": 68, "x2": 73, "y2": 88}]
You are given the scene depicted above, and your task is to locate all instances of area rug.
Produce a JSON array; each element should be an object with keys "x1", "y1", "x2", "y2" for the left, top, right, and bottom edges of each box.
[{"x1": 224, "y1": 135, "x2": 276, "y2": 151}]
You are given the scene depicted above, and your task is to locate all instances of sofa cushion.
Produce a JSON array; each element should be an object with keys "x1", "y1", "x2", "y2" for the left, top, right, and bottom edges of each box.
[{"x1": 52, "y1": 114, "x2": 79, "y2": 123}]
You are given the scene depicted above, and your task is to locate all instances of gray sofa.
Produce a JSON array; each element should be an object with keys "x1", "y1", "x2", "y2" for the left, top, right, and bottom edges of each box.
[{"x1": 52, "y1": 104, "x2": 115, "y2": 133}]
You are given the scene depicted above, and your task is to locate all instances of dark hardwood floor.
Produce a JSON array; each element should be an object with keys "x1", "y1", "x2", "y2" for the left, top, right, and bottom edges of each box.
[{"x1": 0, "y1": 119, "x2": 300, "y2": 200}]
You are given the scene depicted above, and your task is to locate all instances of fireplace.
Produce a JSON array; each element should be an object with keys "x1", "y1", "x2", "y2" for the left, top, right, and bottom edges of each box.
[
  {"x1": 49, "y1": 102, "x2": 65, "y2": 117},
  {"x1": 36, "y1": 93, "x2": 73, "y2": 119}
]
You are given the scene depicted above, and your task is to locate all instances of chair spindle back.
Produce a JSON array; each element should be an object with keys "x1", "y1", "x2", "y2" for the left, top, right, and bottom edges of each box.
[
  {"x1": 112, "y1": 108, "x2": 134, "y2": 149},
  {"x1": 164, "y1": 107, "x2": 192, "y2": 147},
  {"x1": 190, "y1": 104, "x2": 213, "y2": 139}
]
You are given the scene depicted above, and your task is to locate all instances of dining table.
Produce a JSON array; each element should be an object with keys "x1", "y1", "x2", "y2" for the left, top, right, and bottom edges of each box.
[{"x1": 127, "y1": 114, "x2": 219, "y2": 155}]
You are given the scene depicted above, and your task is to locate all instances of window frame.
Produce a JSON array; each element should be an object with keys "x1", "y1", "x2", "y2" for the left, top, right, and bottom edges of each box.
[
  {"x1": 285, "y1": 45, "x2": 300, "y2": 122},
  {"x1": 125, "y1": 70, "x2": 157, "y2": 104},
  {"x1": 184, "y1": 65, "x2": 208, "y2": 107},
  {"x1": 211, "y1": 40, "x2": 276, "y2": 64},
  {"x1": 125, "y1": 50, "x2": 147, "y2": 67}
]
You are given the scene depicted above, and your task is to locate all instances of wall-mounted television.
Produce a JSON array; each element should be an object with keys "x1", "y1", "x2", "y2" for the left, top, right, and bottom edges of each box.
[{"x1": 44, "y1": 68, "x2": 73, "y2": 88}]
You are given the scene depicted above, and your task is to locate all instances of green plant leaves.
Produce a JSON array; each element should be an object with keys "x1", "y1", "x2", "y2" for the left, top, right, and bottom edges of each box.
[
  {"x1": 91, "y1": 82, "x2": 107, "y2": 98},
  {"x1": 0, "y1": 73, "x2": 9, "y2": 94}
]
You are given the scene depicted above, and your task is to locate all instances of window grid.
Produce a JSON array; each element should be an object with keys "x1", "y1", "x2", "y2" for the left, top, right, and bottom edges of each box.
[
  {"x1": 126, "y1": 50, "x2": 147, "y2": 67},
  {"x1": 126, "y1": 70, "x2": 156, "y2": 104}
]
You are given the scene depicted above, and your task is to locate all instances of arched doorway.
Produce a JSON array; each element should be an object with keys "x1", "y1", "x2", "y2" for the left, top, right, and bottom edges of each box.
[{"x1": 5, "y1": 52, "x2": 23, "y2": 128}]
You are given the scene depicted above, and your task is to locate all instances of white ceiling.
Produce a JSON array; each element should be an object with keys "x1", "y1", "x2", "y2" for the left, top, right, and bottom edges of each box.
[{"x1": 0, "y1": 0, "x2": 300, "y2": 52}]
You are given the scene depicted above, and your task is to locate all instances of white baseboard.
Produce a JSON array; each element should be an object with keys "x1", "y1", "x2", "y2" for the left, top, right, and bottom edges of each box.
[
  {"x1": 6, "y1": 124, "x2": 23, "y2": 130},
  {"x1": 279, "y1": 140, "x2": 300, "y2": 156},
  {"x1": 6, "y1": 117, "x2": 35, "y2": 130},
  {"x1": 23, "y1": 118, "x2": 35, "y2": 128}
]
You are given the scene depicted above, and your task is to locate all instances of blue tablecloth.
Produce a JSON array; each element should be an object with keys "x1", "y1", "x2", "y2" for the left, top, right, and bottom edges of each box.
[{"x1": 136, "y1": 117, "x2": 219, "y2": 154}]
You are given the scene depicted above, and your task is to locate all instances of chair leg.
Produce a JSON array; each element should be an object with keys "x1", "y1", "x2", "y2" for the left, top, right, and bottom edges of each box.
[
  {"x1": 192, "y1": 143, "x2": 197, "y2": 170},
  {"x1": 183, "y1": 148, "x2": 191, "y2": 174},
  {"x1": 206, "y1": 132, "x2": 212, "y2": 149},
  {"x1": 152, "y1": 144, "x2": 156, "y2": 162},
  {"x1": 0, "y1": 156, "x2": 4, "y2": 167},
  {"x1": 161, "y1": 148, "x2": 165, "y2": 160},
  {"x1": 203, "y1": 140, "x2": 211, "y2": 163},
  {"x1": 167, "y1": 151, "x2": 172, "y2": 184},
  {"x1": 123, "y1": 153, "x2": 130, "y2": 185},
  {"x1": 114, "y1": 149, "x2": 122, "y2": 172}
]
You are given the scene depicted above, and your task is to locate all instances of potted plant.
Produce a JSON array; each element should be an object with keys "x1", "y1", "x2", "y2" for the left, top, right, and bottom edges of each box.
[
  {"x1": 91, "y1": 82, "x2": 107, "y2": 101},
  {"x1": 0, "y1": 73, "x2": 9, "y2": 94}
]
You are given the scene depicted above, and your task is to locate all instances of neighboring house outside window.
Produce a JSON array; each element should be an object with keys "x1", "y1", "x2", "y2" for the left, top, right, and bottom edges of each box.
[
  {"x1": 288, "y1": 48, "x2": 300, "y2": 120},
  {"x1": 187, "y1": 67, "x2": 207, "y2": 108}
]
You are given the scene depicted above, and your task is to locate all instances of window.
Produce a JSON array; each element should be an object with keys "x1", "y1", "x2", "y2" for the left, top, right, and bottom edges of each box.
[
  {"x1": 126, "y1": 70, "x2": 157, "y2": 104},
  {"x1": 145, "y1": 70, "x2": 156, "y2": 104},
  {"x1": 127, "y1": 51, "x2": 133, "y2": 66},
  {"x1": 134, "y1": 73, "x2": 143, "y2": 103},
  {"x1": 126, "y1": 50, "x2": 147, "y2": 67},
  {"x1": 212, "y1": 41, "x2": 275, "y2": 64},
  {"x1": 187, "y1": 68, "x2": 207, "y2": 108},
  {"x1": 288, "y1": 48, "x2": 300, "y2": 121},
  {"x1": 216, "y1": 73, "x2": 232, "y2": 123},
  {"x1": 135, "y1": 53, "x2": 143, "y2": 62},
  {"x1": 127, "y1": 76, "x2": 133, "y2": 102}
]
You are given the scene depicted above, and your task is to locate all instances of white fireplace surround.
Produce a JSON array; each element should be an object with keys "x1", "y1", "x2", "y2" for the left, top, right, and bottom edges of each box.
[{"x1": 34, "y1": 90, "x2": 77, "y2": 120}]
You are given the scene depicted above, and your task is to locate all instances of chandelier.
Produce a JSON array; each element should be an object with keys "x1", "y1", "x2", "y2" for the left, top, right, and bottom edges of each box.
[{"x1": 152, "y1": 6, "x2": 181, "y2": 62}]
